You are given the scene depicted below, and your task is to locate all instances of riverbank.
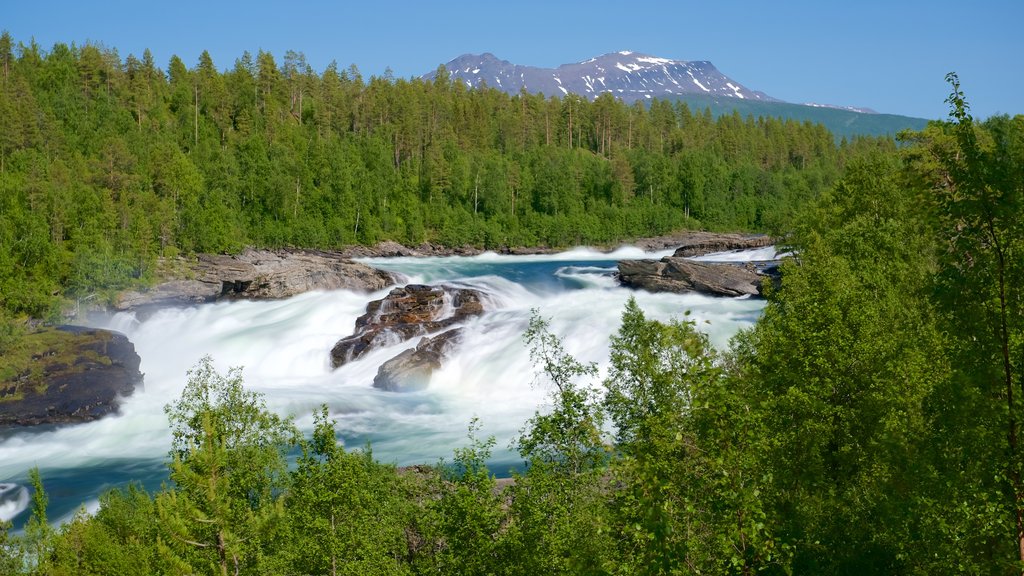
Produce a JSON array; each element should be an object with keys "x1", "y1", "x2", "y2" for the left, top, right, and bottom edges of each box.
[{"x1": 329, "y1": 230, "x2": 775, "y2": 259}]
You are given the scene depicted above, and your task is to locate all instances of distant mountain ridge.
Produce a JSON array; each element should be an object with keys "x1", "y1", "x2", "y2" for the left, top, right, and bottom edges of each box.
[
  {"x1": 426, "y1": 51, "x2": 777, "y2": 104},
  {"x1": 424, "y1": 52, "x2": 930, "y2": 138}
]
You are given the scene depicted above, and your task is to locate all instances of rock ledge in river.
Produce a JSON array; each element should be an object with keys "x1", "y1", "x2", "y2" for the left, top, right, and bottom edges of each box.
[
  {"x1": 618, "y1": 258, "x2": 768, "y2": 297},
  {"x1": 115, "y1": 249, "x2": 398, "y2": 311},
  {"x1": 373, "y1": 329, "x2": 463, "y2": 392},
  {"x1": 330, "y1": 284, "x2": 486, "y2": 369},
  {"x1": 0, "y1": 326, "x2": 144, "y2": 427}
]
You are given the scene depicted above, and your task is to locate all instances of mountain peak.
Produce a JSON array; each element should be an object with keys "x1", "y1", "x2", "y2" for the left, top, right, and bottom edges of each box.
[{"x1": 424, "y1": 52, "x2": 778, "y2": 104}]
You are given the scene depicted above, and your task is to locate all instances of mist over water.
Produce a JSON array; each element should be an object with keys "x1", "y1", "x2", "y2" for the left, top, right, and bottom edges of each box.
[{"x1": 0, "y1": 247, "x2": 769, "y2": 527}]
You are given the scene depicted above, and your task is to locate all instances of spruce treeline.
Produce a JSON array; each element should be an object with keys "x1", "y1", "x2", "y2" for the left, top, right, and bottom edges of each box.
[{"x1": 0, "y1": 33, "x2": 855, "y2": 324}]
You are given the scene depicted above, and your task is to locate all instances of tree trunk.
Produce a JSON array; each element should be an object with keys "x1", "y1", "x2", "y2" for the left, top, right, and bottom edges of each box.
[
  {"x1": 331, "y1": 513, "x2": 337, "y2": 576},
  {"x1": 218, "y1": 530, "x2": 228, "y2": 576},
  {"x1": 194, "y1": 84, "x2": 199, "y2": 149}
]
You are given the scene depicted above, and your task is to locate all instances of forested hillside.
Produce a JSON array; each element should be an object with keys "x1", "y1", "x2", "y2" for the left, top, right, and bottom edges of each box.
[{"x1": 0, "y1": 32, "x2": 862, "y2": 325}]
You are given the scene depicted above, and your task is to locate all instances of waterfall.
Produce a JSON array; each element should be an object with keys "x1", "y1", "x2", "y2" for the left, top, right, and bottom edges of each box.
[{"x1": 0, "y1": 247, "x2": 768, "y2": 527}]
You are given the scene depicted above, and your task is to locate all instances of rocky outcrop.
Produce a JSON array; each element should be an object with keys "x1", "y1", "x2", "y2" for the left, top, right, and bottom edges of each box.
[
  {"x1": 336, "y1": 241, "x2": 498, "y2": 258},
  {"x1": 373, "y1": 329, "x2": 463, "y2": 392},
  {"x1": 115, "y1": 249, "x2": 398, "y2": 311},
  {"x1": 0, "y1": 326, "x2": 143, "y2": 427},
  {"x1": 671, "y1": 233, "x2": 774, "y2": 257},
  {"x1": 330, "y1": 284, "x2": 485, "y2": 368},
  {"x1": 625, "y1": 231, "x2": 774, "y2": 257},
  {"x1": 618, "y1": 258, "x2": 768, "y2": 297}
]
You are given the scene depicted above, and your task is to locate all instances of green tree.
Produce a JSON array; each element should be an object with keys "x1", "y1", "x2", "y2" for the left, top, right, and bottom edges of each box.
[
  {"x1": 0, "y1": 517, "x2": 21, "y2": 575},
  {"x1": 425, "y1": 418, "x2": 505, "y2": 576},
  {"x1": 733, "y1": 146, "x2": 948, "y2": 573},
  {"x1": 499, "y1": 311, "x2": 614, "y2": 574},
  {"x1": 157, "y1": 355, "x2": 297, "y2": 576},
  {"x1": 46, "y1": 487, "x2": 159, "y2": 576},
  {"x1": 518, "y1": 310, "x2": 605, "y2": 473},
  {"x1": 905, "y1": 74, "x2": 1024, "y2": 571},
  {"x1": 604, "y1": 299, "x2": 777, "y2": 574},
  {"x1": 281, "y1": 406, "x2": 410, "y2": 575},
  {"x1": 24, "y1": 467, "x2": 52, "y2": 572}
]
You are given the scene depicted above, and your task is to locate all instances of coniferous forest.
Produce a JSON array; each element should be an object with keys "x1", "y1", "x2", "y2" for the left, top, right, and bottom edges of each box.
[
  {"x1": 2, "y1": 33, "x2": 1024, "y2": 574},
  {"x1": 0, "y1": 33, "x2": 847, "y2": 324}
]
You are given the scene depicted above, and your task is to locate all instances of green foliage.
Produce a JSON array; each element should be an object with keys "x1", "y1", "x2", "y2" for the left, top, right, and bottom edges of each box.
[
  {"x1": 604, "y1": 298, "x2": 710, "y2": 452},
  {"x1": 47, "y1": 488, "x2": 158, "y2": 576},
  {"x1": 731, "y1": 145, "x2": 947, "y2": 573},
  {"x1": 281, "y1": 406, "x2": 411, "y2": 575},
  {"x1": 0, "y1": 33, "x2": 854, "y2": 324},
  {"x1": 900, "y1": 75, "x2": 1024, "y2": 572},
  {"x1": 6, "y1": 42, "x2": 1022, "y2": 573},
  {"x1": 425, "y1": 418, "x2": 505, "y2": 576},
  {"x1": 24, "y1": 467, "x2": 50, "y2": 572},
  {"x1": 158, "y1": 355, "x2": 297, "y2": 575},
  {"x1": 603, "y1": 299, "x2": 780, "y2": 574},
  {"x1": 518, "y1": 311, "x2": 606, "y2": 473},
  {"x1": 0, "y1": 517, "x2": 21, "y2": 576},
  {"x1": 500, "y1": 456, "x2": 615, "y2": 575},
  {"x1": 498, "y1": 311, "x2": 615, "y2": 574}
]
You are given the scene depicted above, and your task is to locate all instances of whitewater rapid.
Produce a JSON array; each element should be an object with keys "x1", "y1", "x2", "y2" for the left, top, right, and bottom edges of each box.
[{"x1": 0, "y1": 246, "x2": 772, "y2": 526}]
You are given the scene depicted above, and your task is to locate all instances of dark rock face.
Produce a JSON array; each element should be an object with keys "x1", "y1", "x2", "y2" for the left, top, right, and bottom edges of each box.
[
  {"x1": 0, "y1": 326, "x2": 144, "y2": 427},
  {"x1": 618, "y1": 258, "x2": 766, "y2": 297},
  {"x1": 115, "y1": 249, "x2": 398, "y2": 311},
  {"x1": 330, "y1": 284, "x2": 485, "y2": 369},
  {"x1": 373, "y1": 329, "x2": 463, "y2": 392}
]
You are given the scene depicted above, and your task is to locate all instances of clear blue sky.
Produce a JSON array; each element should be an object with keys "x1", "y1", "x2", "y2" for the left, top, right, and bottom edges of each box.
[{"x1": 5, "y1": 0, "x2": 1021, "y2": 119}]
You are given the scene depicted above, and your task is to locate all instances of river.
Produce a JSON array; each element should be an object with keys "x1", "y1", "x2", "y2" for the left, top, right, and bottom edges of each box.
[{"x1": 0, "y1": 246, "x2": 772, "y2": 527}]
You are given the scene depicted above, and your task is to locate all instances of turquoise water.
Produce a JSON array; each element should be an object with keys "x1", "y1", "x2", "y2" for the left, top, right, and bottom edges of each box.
[{"x1": 0, "y1": 247, "x2": 769, "y2": 528}]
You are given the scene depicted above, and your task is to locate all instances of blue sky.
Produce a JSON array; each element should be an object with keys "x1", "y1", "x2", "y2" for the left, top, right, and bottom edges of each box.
[{"x1": 5, "y1": 0, "x2": 1021, "y2": 119}]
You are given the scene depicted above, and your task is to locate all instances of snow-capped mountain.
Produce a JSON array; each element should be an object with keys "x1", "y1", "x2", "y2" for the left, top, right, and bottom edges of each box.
[{"x1": 424, "y1": 51, "x2": 779, "y2": 104}]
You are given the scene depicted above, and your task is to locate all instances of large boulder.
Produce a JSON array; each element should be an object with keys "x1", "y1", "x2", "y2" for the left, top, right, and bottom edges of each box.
[
  {"x1": 670, "y1": 232, "x2": 775, "y2": 257},
  {"x1": 618, "y1": 257, "x2": 766, "y2": 297},
  {"x1": 0, "y1": 326, "x2": 143, "y2": 427},
  {"x1": 115, "y1": 249, "x2": 398, "y2": 311},
  {"x1": 373, "y1": 329, "x2": 463, "y2": 392},
  {"x1": 330, "y1": 284, "x2": 485, "y2": 368}
]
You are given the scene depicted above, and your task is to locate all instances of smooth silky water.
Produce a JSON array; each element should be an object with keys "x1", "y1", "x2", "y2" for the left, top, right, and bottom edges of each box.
[{"x1": 0, "y1": 246, "x2": 771, "y2": 527}]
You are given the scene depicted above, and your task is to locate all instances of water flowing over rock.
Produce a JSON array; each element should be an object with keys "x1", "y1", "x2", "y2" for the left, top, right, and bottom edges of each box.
[
  {"x1": 330, "y1": 284, "x2": 485, "y2": 369},
  {"x1": 618, "y1": 258, "x2": 768, "y2": 297},
  {"x1": 670, "y1": 233, "x2": 774, "y2": 257},
  {"x1": 624, "y1": 231, "x2": 775, "y2": 256},
  {"x1": 0, "y1": 326, "x2": 143, "y2": 427},
  {"x1": 115, "y1": 249, "x2": 398, "y2": 311},
  {"x1": 373, "y1": 329, "x2": 463, "y2": 392}
]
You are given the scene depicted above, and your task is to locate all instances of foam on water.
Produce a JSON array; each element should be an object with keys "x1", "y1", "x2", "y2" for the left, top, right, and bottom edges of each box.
[
  {"x1": 691, "y1": 246, "x2": 785, "y2": 262},
  {"x1": 0, "y1": 483, "x2": 29, "y2": 522},
  {"x1": 0, "y1": 248, "x2": 768, "y2": 526}
]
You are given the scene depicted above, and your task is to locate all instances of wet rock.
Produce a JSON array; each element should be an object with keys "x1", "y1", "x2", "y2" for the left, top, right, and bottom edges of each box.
[
  {"x1": 618, "y1": 258, "x2": 767, "y2": 297},
  {"x1": 115, "y1": 248, "x2": 398, "y2": 311},
  {"x1": 373, "y1": 329, "x2": 463, "y2": 392},
  {"x1": 330, "y1": 284, "x2": 485, "y2": 368}
]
